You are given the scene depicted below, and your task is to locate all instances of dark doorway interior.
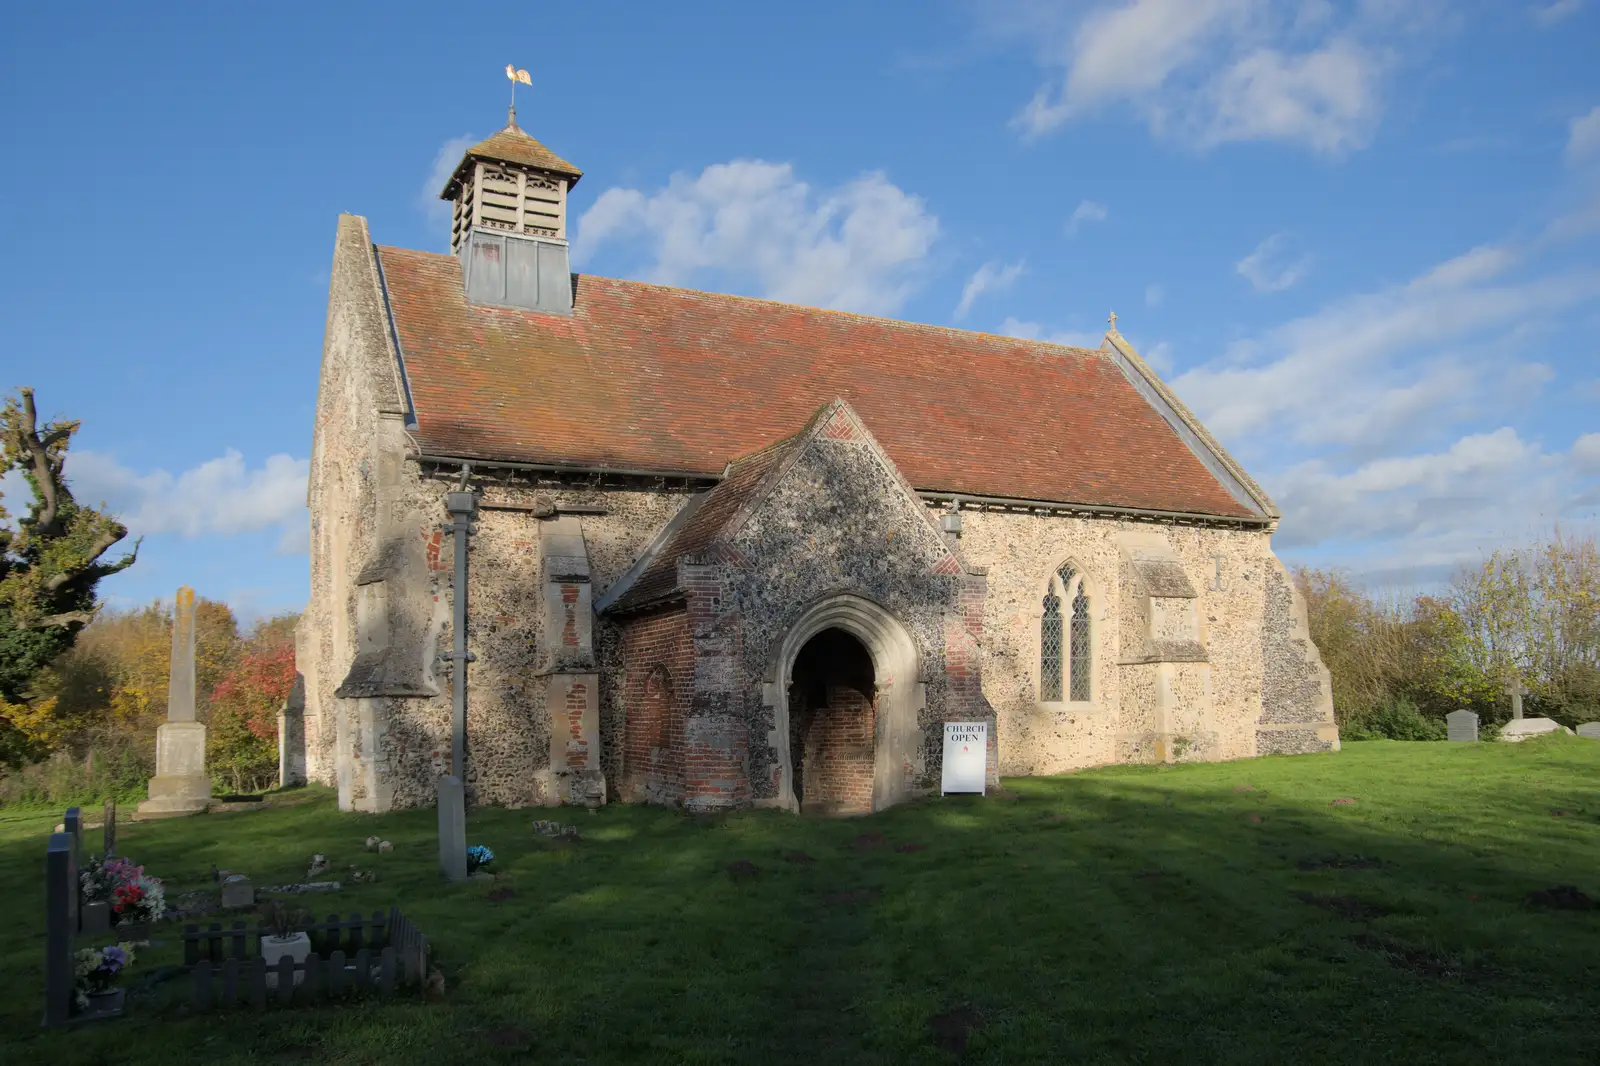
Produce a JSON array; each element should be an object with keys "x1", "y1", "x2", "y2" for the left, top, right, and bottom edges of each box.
[{"x1": 788, "y1": 627, "x2": 877, "y2": 815}]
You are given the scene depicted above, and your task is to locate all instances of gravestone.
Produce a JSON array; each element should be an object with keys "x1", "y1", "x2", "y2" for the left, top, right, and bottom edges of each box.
[
  {"x1": 277, "y1": 672, "x2": 307, "y2": 788},
  {"x1": 1446, "y1": 710, "x2": 1479, "y2": 743},
  {"x1": 138, "y1": 586, "x2": 212, "y2": 816},
  {"x1": 220, "y1": 874, "x2": 255, "y2": 909},
  {"x1": 437, "y1": 776, "x2": 467, "y2": 883},
  {"x1": 1507, "y1": 677, "x2": 1527, "y2": 721},
  {"x1": 62, "y1": 807, "x2": 83, "y2": 869},
  {"x1": 101, "y1": 799, "x2": 116, "y2": 858},
  {"x1": 43, "y1": 833, "x2": 77, "y2": 1026},
  {"x1": 1577, "y1": 722, "x2": 1600, "y2": 739}
]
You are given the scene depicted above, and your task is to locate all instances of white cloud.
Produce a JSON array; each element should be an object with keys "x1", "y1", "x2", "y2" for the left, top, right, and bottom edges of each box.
[
  {"x1": 1269, "y1": 429, "x2": 1599, "y2": 569},
  {"x1": 576, "y1": 161, "x2": 940, "y2": 316},
  {"x1": 1198, "y1": 39, "x2": 1385, "y2": 154},
  {"x1": 64, "y1": 449, "x2": 310, "y2": 549},
  {"x1": 998, "y1": 316, "x2": 1104, "y2": 349},
  {"x1": 1236, "y1": 232, "x2": 1312, "y2": 292},
  {"x1": 1574, "y1": 433, "x2": 1600, "y2": 473},
  {"x1": 1143, "y1": 340, "x2": 1175, "y2": 374},
  {"x1": 1145, "y1": 283, "x2": 1165, "y2": 307},
  {"x1": 420, "y1": 134, "x2": 475, "y2": 231},
  {"x1": 955, "y1": 259, "x2": 1026, "y2": 320},
  {"x1": 995, "y1": 0, "x2": 1417, "y2": 155},
  {"x1": 1566, "y1": 105, "x2": 1600, "y2": 166},
  {"x1": 1177, "y1": 244, "x2": 1595, "y2": 450},
  {"x1": 1066, "y1": 200, "x2": 1108, "y2": 236},
  {"x1": 1533, "y1": 0, "x2": 1586, "y2": 27}
]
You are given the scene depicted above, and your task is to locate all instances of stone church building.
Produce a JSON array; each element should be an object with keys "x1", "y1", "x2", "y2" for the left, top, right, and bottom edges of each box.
[{"x1": 293, "y1": 113, "x2": 1337, "y2": 815}]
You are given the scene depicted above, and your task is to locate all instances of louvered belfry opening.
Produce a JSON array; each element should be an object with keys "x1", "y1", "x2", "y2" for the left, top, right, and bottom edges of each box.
[
  {"x1": 439, "y1": 116, "x2": 582, "y2": 315},
  {"x1": 448, "y1": 158, "x2": 568, "y2": 252},
  {"x1": 787, "y1": 628, "x2": 877, "y2": 816}
]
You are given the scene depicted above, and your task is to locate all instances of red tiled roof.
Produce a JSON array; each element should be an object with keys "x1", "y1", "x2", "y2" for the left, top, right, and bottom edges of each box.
[{"x1": 375, "y1": 246, "x2": 1259, "y2": 519}]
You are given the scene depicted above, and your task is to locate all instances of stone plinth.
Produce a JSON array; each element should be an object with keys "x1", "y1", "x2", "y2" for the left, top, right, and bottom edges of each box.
[
  {"x1": 138, "y1": 721, "x2": 212, "y2": 816},
  {"x1": 1497, "y1": 717, "x2": 1573, "y2": 743},
  {"x1": 1576, "y1": 722, "x2": 1600, "y2": 739}
]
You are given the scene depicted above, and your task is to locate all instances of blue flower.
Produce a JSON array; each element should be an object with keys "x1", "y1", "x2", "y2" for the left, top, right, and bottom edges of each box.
[{"x1": 466, "y1": 845, "x2": 495, "y2": 872}]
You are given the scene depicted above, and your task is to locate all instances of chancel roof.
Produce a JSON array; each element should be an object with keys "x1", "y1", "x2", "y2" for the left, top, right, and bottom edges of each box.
[{"x1": 375, "y1": 245, "x2": 1267, "y2": 521}]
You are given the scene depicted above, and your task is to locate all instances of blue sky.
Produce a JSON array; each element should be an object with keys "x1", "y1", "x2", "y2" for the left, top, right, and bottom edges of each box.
[{"x1": 2, "y1": 0, "x2": 1597, "y2": 621}]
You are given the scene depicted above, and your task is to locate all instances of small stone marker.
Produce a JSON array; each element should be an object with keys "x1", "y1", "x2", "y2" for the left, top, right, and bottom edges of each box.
[
  {"x1": 81, "y1": 901, "x2": 111, "y2": 937},
  {"x1": 940, "y1": 722, "x2": 988, "y2": 796},
  {"x1": 438, "y1": 775, "x2": 467, "y2": 883},
  {"x1": 1576, "y1": 722, "x2": 1600, "y2": 740},
  {"x1": 1447, "y1": 710, "x2": 1479, "y2": 743},
  {"x1": 220, "y1": 874, "x2": 255, "y2": 909}
]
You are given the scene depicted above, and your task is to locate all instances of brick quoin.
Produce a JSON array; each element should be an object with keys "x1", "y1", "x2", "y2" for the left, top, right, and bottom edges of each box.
[
  {"x1": 565, "y1": 681, "x2": 588, "y2": 771},
  {"x1": 561, "y1": 584, "x2": 581, "y2": 647}
]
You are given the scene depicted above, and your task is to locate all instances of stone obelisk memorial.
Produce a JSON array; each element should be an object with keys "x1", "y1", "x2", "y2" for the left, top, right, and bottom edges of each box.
[{"x1": 137, "y1": 586, "x2": 212, "y2": 816}]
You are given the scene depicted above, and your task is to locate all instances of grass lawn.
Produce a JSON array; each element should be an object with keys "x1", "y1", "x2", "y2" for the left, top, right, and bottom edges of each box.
[{"x1": 3, "y1": 738, "x2": 1599, "y2": 1065}]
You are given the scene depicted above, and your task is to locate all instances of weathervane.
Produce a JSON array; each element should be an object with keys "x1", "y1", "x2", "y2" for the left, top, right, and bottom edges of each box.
[{"x1": 505, "y1": 64, "x2": 530, "y2": 125}]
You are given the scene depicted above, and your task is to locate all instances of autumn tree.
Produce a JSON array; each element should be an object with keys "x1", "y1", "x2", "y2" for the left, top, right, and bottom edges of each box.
[
  {"x1": 0, "y1": 387, "x2": 138, "y2": 762},
  {"x1": 208, "y1": 614, "x2": 297, "y2": 793}
]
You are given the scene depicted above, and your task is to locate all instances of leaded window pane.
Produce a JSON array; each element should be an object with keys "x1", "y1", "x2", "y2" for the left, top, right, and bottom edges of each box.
[
  {"x1": 1069, "y1": 589, "x2": 1092, "y2": 701},
  {"x1": 1040, "y1": 592, "x2": 1063, "y2": 702}
]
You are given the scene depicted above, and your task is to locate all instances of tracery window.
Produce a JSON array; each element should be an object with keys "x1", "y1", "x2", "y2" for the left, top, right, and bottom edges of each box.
[{"x1": 1039, "y1": 563, "x2": 1092, "y2": 702}]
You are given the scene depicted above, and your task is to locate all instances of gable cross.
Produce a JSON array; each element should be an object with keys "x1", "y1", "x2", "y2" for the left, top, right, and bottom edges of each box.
[{"x1": 1107, "y1": 310, "x2": 1118, "y2": 333}]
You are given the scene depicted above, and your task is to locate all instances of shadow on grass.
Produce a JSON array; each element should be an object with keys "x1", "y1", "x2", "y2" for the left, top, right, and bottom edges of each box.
[{"x1": 0, "y1": 739, "x2": 1596, "y2": 1065}]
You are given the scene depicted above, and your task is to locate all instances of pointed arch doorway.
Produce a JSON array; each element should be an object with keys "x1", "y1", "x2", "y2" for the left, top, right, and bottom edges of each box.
[{"x1": 768, "y1": 594, "x2": 924, "y2": 814}]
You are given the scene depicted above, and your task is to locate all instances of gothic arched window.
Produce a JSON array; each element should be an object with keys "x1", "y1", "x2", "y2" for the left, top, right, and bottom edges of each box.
[{"x1": 1040, "y1": 563, "x2": 1092, "y2": 703}]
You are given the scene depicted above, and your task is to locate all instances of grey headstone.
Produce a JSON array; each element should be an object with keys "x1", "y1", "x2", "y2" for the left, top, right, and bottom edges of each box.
[
  {"x1": 220, "y1": 875, "x2": 255, "y2": 909},
  {"x1": 1446, "y1": 709, "x2": 1479, "y2": 743},
  {"x1": 277, "y1": 673, "x2": 307, "y2": 787},
  {"x1": 62, "y1": 807, "x2": 83, "y2": 870},
  {"x1": 81, "y1": 901, "x2": 111, "y2": 937},
  {"x1": 1575, "y1": 722, "x2": 1600, "y2": 739},
  {"x1": 44, "y1": 833, "x2": 76, "y2": 1026},
  {"x1": 437, "y1": 776, "x2": 467, "y2": 883}
]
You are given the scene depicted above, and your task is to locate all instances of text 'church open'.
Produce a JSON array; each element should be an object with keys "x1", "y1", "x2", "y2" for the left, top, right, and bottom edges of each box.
[{"x1": 291, "y1": 111, "x2": 1338, "y2": 814}]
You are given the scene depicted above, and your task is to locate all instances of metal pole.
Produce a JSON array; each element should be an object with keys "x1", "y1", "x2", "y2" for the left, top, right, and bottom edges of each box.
[{"x1": 444, "y1": 476, "x2": 478, "y2": 780}]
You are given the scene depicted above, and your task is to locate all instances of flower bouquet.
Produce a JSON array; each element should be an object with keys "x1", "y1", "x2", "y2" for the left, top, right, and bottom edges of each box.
[
  {"x1": 465, "y1": 845, "x2": 495, "y2": 875},
  {"x1": 81, "y1": 857, "x2": 166, "y2": 924},
  {"x1": 74, "y1": 942, "x2": 137, "y2": 1012}
]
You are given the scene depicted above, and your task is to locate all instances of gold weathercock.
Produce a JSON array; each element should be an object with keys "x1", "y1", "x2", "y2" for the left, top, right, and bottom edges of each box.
[{"x1": 505, "y1": 64, "x2": 531, "y2": 124}]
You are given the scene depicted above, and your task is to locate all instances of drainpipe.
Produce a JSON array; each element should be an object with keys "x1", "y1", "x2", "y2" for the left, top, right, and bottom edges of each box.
[{"x1": 443, "y1": 467, "x2": 479, "y2": 779}]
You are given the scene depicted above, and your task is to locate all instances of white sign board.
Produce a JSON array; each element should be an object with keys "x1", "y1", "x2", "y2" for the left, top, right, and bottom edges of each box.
[{"x1": 941, "y1": 722, "x2": 988, "y2": 795}]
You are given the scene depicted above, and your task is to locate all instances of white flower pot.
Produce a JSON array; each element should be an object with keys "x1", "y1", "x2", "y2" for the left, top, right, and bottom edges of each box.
[{"x1": 262, "y1": 931, "x2": 310, "y2": 988}]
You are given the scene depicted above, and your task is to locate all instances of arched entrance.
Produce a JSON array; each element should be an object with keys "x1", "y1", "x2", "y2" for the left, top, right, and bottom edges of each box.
[
  {"x1": 788, "y1": 629, "x2": 877, "y2": 815},
  {"x1": 768, "y1": 594, "x2": 924, "y2": 814}
]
